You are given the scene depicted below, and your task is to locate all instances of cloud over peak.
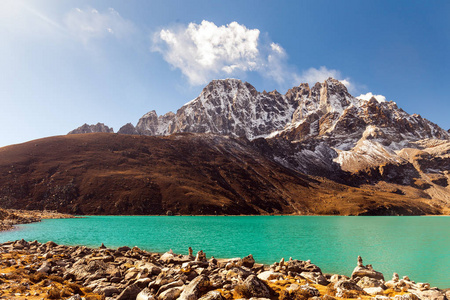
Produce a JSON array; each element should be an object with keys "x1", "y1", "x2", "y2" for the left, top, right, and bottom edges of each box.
[
  {"x1": 152, "y1": 20, "x2": 355, "y2": 91},
  {"x1": 153, "y1": 21, "x2": 265, "y2": 85},
  {"x1": 357, "y1": 92, "x2": 387, "y2": 103}
]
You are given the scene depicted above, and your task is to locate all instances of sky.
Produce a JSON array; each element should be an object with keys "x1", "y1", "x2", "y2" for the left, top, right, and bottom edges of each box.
[{"x1": 1, "y1": 0, "x2": 449, "y2": 147}]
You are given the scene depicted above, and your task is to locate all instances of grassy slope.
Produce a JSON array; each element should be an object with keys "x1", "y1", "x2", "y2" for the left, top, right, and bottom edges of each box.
[{"x1": 0, "y1": 133, "x2": 441, "y2": 216}]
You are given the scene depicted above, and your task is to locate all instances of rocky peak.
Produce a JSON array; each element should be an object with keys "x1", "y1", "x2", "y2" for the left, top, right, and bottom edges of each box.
[
  {"x1": 202, "y1": 78, "x2": 258, "y2": 98},
  {"x1": 68, "y1": 123, "x2": 114, "y2": 135},
  {"x1": 117, "y1": 123, "x2": 139, "y2": 135},
  {"x1": 317, "y1": 78, "x2": 354, "y2": 114},
  {"x1": 136, "y1": 110, "x2": 159, "y2": 135},
  {"x1": 135, "y1": 78, "x2": 297, "y2": 139},
  {"x1": 127, "y1": 77, "x2": 449, "y2": 157},
  {"x1": 135, "y1": 110, "x2": 176, "y2": 136}
]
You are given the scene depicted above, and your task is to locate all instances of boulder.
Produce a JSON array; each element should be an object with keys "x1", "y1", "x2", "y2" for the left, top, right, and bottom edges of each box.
[
  {"x1": 251, "y1": 263, "x2": 265, "y2": 273},
  {"x1": 286, "y1": 259, "x2": 322, "y2": 274},
  {"x1": 243, "y1": 275, "x2": 271, "y2": 298},
  {"x1": 291, "y1": 285, "x2": 320, "y2": 297},
  {"x1": 240, "y1": 254, "x2": 255, "y2": 268},
  {"x1": 117, "y1": 246, "x2": 132, "y2": 252},
  {"x1": 257, "y1": 271, "x2": 284, "y2": 281},
  {"x1": 37, "y1": 261, "x2": 51, "y2": 274},
  {"x1": 137, "y1": 288, "x2": 156, "y2": 300},
  {"x1": 158, "y1": 287, "x2": 184, "y2": 300},
  {"x1": 334, "y1": 279, "x2": 363, "y2": 298},
  {"x1": 97, "y1": 286, "x2": 120, "y2": 297},
  {"x1": 226, "y1": 267, "x2": 252, "y2": 280},
  {"x1": 286, "y1": 284, "x2": 300, "y2": 293},
  {"x1": 334, "y1": 279, "x2": 363, "y2": 291},
  {"x1": 137, "y1": 262, "x2": 162, "y2": 275},
  {"x1": 116, "y1": 284, "x2": 141, "y2": 300},
  {"x1": 300, "y1": 271, "x2": 329, "y2": 285},
  {"x1": 329, "y1": 274, "x2": 348, "y2": 283},
  {"x1": 410, "y1": 290, "x2": 446, "y2": 300},
  {"x1": 178, "y1": 275, "x2": 210, "y2": 300},
  {"x1": 135, "y1": 278, "x2": 152, "y2": 289},
  {"x1": 157, "y1": 280, "x2": 185, "y2": 296},
  {"x1": 363, "y1": 286, "x2": 385, "y2": 295},
  {"x1": 356, "y1": 276, "x2": 386, "y2": 289},
  {"x1": 160, "y1": 250, "x2": 175, "y2": 263},
  {"x1": 198, "y1": 290, "x2": 223, "y2": 300}
]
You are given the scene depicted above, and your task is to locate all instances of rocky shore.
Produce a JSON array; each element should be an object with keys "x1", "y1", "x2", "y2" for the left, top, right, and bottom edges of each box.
[
  {"x1": 0, "y1": 241, "x2": 448, "y2": 300},
  {"x1": 0, "y1": 209, "x2": 75, "y2": 232}
]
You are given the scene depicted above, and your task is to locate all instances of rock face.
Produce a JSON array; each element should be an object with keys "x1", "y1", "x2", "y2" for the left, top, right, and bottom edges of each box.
[
  {"x1": 117, "y1": 123, "x2": 139, "y2": 135},
  {"x1": 133, "y1": 78, "x2": 448, "y2": 146},
  {"x1": 135, "y1": 79, "x2": 298, "y2": 139},
  {"x1": 68, "y1": 122, "x2": 114, "y2": 134},
  {"x1": 15, "y1": 78, "x2": 450, "y2": 215},
  {"x1": 129, "y1": 78, "x2": 450, "y2": 204}
]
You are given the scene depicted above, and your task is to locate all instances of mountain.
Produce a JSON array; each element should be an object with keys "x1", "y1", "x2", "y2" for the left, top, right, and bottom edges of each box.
[
  {"x1": 135, "y1": 79, "x2": 297, "y2": 138},
  {"x1": 68, "y1": 123, "x2": 114, "y2": 134},
  {"x1": 0, "y1": 133, "x2": 442, "y2": 215},
  {"x1": 133, "y1": 78, "x2": 448, "y2": 142},
  {"x1": 14, "y1": 78, "x2": 450, "y2": 214},
  {"x1": 117, "y1": 123, "x2": 139, "y2": 135}
]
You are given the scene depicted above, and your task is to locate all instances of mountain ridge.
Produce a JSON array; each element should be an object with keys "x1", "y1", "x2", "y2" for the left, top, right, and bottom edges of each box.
[
  {"x1": 2, "y1": 77, "x2": 448, "y2": 215},
  {"x1": 0, "y1": 133, "x2": 443, "y2": 215}
]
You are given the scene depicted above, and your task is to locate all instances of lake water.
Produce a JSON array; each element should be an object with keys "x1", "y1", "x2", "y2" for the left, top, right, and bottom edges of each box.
[{"x1": 0, "y1": 216, "x2": 448, "y2": 288}]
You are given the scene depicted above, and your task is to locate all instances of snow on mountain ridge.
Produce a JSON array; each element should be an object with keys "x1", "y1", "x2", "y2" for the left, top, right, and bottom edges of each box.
[
  {"x1": 131, "y1": 78, "x2": 449, "y2": 156},
  {"x1": 135, "y1": 78, "x2": 298, "y2": 139}
]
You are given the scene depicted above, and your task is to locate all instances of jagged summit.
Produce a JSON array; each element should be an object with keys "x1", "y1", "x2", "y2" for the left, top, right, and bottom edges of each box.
[
  {"x1": 68, "y1": 78, "x2": 449, "y2": 147},
  {"x1": 68, "y1": 123, "x2": 113, "y2": 135},
  {"x1": 5, "y1": 78, "x2": 450, "y2": 215},
  {"x1": 117, "y1": 123, "x2": 138, "y2": 135},
  {"x1": 135, "y1": 78, "x2": 297, "y2": 139},
  {"x1": 130, "y1": 77, "x2": 448, "y2": 143},
  {"x1": 66, "y1": 78, "x2": 449, "y2": 203}
]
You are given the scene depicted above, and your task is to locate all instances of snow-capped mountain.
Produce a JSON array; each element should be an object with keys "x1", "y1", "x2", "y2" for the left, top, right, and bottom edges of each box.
[
  {"x1": 7, "y1": 77, "x2": 447, "y2": 215},
  {"x1": 129, "y1": 78, "x2": 448, "y2": 175},
  {"x1": 70, "y1": 77, "x2": 449, "y2": 178},
  {"x1": 134, "y1": 78, "x2": 448, "y2": 143},
  {"x1": 135, "y1": 79, "x2": 298, "y2": 138},
  {"x1": 264, "y1": 78, "x2": 449, "y2": 174}
]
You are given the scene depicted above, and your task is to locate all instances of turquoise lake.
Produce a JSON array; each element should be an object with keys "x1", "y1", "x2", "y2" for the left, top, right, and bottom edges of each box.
[{"x1": 0, "y1": 216, "x2": 449, "y2": 288}]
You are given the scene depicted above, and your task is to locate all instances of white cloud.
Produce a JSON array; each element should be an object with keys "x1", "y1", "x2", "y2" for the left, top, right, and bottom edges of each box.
[
  {"x1": 64, "y1": 7, "x2": 135, "y2": 44},
  {"x1": 153, "y1": 21, "x2": 264, "y2": 85},
  {"x1": 357, "y1": 92, "x2": 387, "y2": 103},
  {"x1": 153, "y1": 20, "x2": 357, "y2": 91},
  {"x1": 296, "y1": 66, "x2": 354, "y2": 91},
  {"x1": 153, "y1": 20, "x2": 298, "y2": 86}
]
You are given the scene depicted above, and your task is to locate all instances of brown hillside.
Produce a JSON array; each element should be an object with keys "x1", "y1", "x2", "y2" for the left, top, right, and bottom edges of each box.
[{"x1": 0, "y1": 133, "x2": 441, "y2": 215}]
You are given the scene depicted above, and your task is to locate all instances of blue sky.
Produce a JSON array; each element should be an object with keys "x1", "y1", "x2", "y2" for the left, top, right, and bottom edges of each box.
[{"x1": 1, "y1": 0, "x2": 449, "y2": 147}]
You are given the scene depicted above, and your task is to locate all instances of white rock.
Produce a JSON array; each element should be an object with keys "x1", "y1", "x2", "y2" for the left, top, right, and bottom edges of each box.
[{"x1": 257, "y1": 271, "x2": 284, "y2": 281}]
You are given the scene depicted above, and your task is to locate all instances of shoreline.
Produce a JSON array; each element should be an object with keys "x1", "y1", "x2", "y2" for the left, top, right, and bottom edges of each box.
[
  {"x1": 0, "y1": 241, "x2": 448, "y2": 300},
  {"x1": 1, "y1": 208, "x2": 448, "y2": 232},
  {"x1": 0, "y1": 208, "x2": 75, "y2": 232}
]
